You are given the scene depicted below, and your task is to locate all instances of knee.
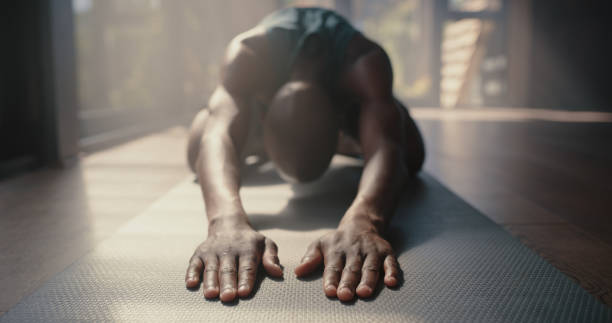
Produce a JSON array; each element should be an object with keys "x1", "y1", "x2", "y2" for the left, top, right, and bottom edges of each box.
[{"x1": 187, "y1": 109, "x2": 210, "y2": 173}]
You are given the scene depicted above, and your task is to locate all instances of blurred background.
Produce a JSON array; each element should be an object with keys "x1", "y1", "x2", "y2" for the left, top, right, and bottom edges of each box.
[
  {"x1": 2, "y1": 0, "x2": 611, "y2": 174},
  {"x1": 2, "y1": 0, "x2": 612, "y2": 312}
]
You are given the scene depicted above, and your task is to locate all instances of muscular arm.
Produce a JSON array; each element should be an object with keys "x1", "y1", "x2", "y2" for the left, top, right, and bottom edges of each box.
[
  {"x1": 295, "y1": 48, "x2": 423, "y2": 301},
  {"x1": 185, "y1": 36, "x2": 282, "y2": 302},
  {"x1": 343, "y1": 50, "x2": 412, "y2": 234},
  {"x1": 197, "y1": 87, "x2": 249, "y2": 221}
]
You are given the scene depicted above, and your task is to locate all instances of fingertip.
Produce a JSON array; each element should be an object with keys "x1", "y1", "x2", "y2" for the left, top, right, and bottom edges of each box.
[
  {"x1": 237, "y1": 285, "x2": 252, "y2": 298},
  {"x1": 294, "y1": 263, "x2": 307, "y2": 277},
  {"x1": 337, "y1": 287, "x2": 354, "y2": 302},
  {"x1": 356, "y1": 284, "x2": 373, "y2": 298},
  {"x1": 324, "y1": 284, "x2": 337, "y2": 298},
  {"x1": 185, "y1": 278, "x2": 200, "y2": 289},
  {"x1": 267, "y1": 264, "x2": 283, "y2": 278},
  {"x1": 263, "y1": 255, "x2": 282, "y2": 276},
  {"x1": 276, "y1": 264, "x2": 284, "y2": 276},
  {"x1": 204, "y1": 287, "x2": 220, "y2": 299},
  {"x1": 384, "y1": 275, "x2": 398, "y2": 287},
  {"x1": 220, "y1": 288, "x2": 236, "y2": 302},
  {"x1": 383, "y1": 255, "x2": 399, "y2": 287}
]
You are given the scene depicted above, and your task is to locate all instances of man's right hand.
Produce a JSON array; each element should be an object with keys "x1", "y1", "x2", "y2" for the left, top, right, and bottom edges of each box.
[{"x1": 185, "y1": 217, "x2": 282, "y2": 302}]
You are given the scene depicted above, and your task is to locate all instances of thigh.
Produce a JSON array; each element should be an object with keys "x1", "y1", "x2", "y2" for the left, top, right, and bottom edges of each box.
[{"x1": 336, "y1": 131, "x2": 363, "y2": 158}]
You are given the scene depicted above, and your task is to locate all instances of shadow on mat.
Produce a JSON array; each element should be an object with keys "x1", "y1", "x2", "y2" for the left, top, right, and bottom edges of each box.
[
  {"x1": 248, "y1": 165, "x2": 440, "y2": 255},
  {"x1": 248, "y1": 165, "x2": 361, "y2": 231},
  {"x1": 241, "y1": 161, "x2": 286, "y2": 187}
]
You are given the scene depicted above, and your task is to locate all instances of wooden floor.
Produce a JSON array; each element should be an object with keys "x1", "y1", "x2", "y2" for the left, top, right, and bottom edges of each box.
[
  {"x1": 0, "y1": 108, "x2": 611, "y2": 314},
  {"x1": 414, "y1": 108, "x2": 612, "y2": 306},
  {"x1": 0, "y1": 127, "x2": 190, "y2": 314}
]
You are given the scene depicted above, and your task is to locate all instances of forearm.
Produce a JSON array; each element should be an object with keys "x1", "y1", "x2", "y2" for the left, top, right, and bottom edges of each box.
[
  {"x1": 341, "y1": 143, "x2": 406, "y2": 233},
  {"x1": 195, "y1": 87, "x2": 252, "y2": 232},
  {"x1": 341, "y1": 100, "x2": 408, "y2": 232},
  {"x1": 197, "y1": 131, "x2": 250, "y2": 229}
]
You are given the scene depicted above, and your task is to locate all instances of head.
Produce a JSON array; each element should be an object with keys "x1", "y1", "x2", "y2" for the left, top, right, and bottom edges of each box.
[{"x1": 263, "y1": 81, "x2": 339, "y2": 183}]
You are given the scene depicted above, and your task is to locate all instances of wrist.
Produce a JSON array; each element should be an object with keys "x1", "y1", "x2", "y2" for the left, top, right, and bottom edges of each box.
[
  {"x1": 339, "y1": 207, "x2": 385, "y2": 234},
  {"x1": 208, "y1": 213, "x2": 251, "y2": 233}
]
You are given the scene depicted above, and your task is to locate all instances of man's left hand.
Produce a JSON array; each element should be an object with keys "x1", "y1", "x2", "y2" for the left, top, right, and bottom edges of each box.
[{"x1": 294, "y1": 221, "x2": 400, "y2": 301}]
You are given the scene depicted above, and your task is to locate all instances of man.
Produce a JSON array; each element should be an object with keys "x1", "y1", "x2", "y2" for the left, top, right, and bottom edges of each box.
[{"x1": 184, "y1": 7, "x2": 425, "y2": 302}]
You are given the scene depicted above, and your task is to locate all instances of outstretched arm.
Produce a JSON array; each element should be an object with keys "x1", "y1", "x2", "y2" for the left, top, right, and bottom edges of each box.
[
  {"x1": 185, "y1": 86, "x2": 282, "y2": 302},
  {"x1": 185, "y1": 37, "x2": 282, "y2": 302},
  {"x1": 295, "y1": 48, "x2": 424, "y2": 301}
]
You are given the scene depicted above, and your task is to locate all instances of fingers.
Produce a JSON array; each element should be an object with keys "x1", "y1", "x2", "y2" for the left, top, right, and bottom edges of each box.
[
  {"x1": 237, "y1": 254, "x2": 258, "y2": 297},
  {"x1": 219, "y1": 254, "x2": 237, "y2": 302},
  {"x1": 337, "y1": 255, "x2": 362, "y2": 301},
  {"x1": 203, "y1": 255, "x2": 220, "y2": 299},
  {"x1": 322, "y1": 252, "x2": 344, "y2": 298},
  {"x1": 295, "y1": 241, "x2": 323, "y2": 277},
  {"x1": 383, "y1": 254, "x2": 400, "y2": 287},
  {"x1": 356, "y1": 254, "x2": 381, "y2": 298},
  {"x1": 185, "y1": 256, "x2": 203, "y2": 288},
  {"x1": 262, "y1": 239, "x2": 283, "y2": 277}
]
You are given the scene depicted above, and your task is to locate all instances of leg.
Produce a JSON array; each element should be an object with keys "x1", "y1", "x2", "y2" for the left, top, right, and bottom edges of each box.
[
  {"x1": 334, "y1": 101, "x2": 424, "y2": 173},
  {"x1": 336, "y1": 131, "x2": 362, "y2": 158},
  {"x1": 395, "y1": 99, "x2": 425, "y2": 174},
  {"x1": 187, "y1": 108, "x2": 210, "y2": 173}
]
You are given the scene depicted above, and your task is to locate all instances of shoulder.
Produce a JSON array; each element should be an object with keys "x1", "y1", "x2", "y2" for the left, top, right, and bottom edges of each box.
[
  {"x1": 220, "y1": 27, "x2": 275, "y2": 96},
  {"x1": 339, "y1": 35, "x2": 394, "y2": 102}
]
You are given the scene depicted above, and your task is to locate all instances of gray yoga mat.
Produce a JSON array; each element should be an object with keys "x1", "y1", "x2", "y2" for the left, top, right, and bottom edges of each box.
[{"x1": 1, "y1": 157, "x2": 610, "y2": 322}]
